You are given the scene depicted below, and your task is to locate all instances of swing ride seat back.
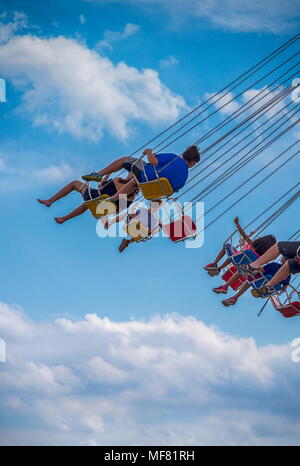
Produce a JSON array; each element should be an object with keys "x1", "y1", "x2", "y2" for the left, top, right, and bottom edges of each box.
[
  {"x1": 230, "y1": 248, "x2": 258, "y2": 266},
  {"x1": 84, "y1": 195, "x2": 116, "y2": 219},
  {"x1": 137, "y1": 177, "x2": 174, "y2": 200},
  {"x1": 224, "y1": 243, "x2": 238, "y2": 259},
  {"x1": 163, "y1": 215, "x2": 197, "y2": 242},
  {"x1": 222, "y1": 266, "x2": 246, "y2": 291},
  {"x1": 231, "y1": 250, "x2": 280, "y2": 297},
  {"x1": 271, "y1": 296, "x2": 300, "y2": 318}
]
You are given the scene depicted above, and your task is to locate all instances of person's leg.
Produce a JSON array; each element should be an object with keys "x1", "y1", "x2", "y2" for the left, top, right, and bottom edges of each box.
[
  {"x1": 235, "y1": 282, "x2": 250, "y2": 299},
  {"x1": 219, "y1": 258, "x2": 230, "y2": 270},
  {"x1": 98, "y1": 157, "x2": 128, "y2": 176},
  {"x1": 213, "y1": 246, "x2": 226, "y2": 264},
  {"x1": 250, "y1": 243, "x2": 280, "y2": 268},
  {"x1": 222, "y1": 282, "x2": 250, "y2": 307},
  {"x1": 204, "y1": 246, "x2": 226, "y2": 275},
  {"x1": 226, "y1": 271, "x2": 242, "y2": 286},
  {"x1": 54, "y1": 204, "x2": 88, "y2": 224},
  {"x1": 213, "y1": 271, "x2": 242, "y2": 294},
  {"x1": 38, "y1": 180, "x2": 85, "y2": 207},
  {"x1": 266, "y1": 262, "x2": 291, "y2": 288},
  {"x1": 110, "y1": 178, "x2": 138, "y2": 201}
]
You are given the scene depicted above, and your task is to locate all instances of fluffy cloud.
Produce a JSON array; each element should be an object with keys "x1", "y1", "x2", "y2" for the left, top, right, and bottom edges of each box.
[
  {"x1": 0, "y1": 11, "x2": 29, "y2": 43},
  {"x1": 205, "y1": 85, "x2": 296, "y2": 125},
  {"x1": 32, "y1": 163, "x2": 75, "y2": 182},
  {"x1": 86, "y1": 0, "x2": 300, "y2": 33},
  {"x1": 1, "y1": 302, "x2": 300, "y2": 445},
  {"x1": 0, "y1": 158, "x2": 75, "y2": 191},
  {"x1": 96, "y1": 23, "x2": 140, "y2": 50},
  {"x1": 242, "y1": 86, "x2": 289, "y2": 120},
  {"x1": 204, "y1": 91, "x2": 241, "y2": 116},
  {"x1": 0, "y1": 27, "x2": 185, "y2": 141}
]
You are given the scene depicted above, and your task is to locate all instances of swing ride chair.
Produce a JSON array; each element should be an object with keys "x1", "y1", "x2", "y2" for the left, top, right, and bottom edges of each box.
[
  {"x1": 162, "y1": 200, "x2": 197, "y2": 243},
  {"x1": 82, "y1": 182, "x2": 116, "y2": 219},
  {"x1": 134, "y1": 162, "x2": 174, "y2": 201},
  {"x1": 225, "y1": 243, "x2": 282, "y2": 297},
  {"x1": 221, "y1": 240, "x2": 247, "y2": 290},
  {"x1": 123, "y1": 219, "x2": 160, "y2": 243},
  {"x1": 223, "y1": 243, "x2": 300, "y2": 318},
  {"x1": 270, "y1": 284, "x2": 300, "y2": 318},
  {"x1": 221, "y1": 244, "x2": 246, "y2": 291},
  {"x1": 130, "y1": 157, "x2": 198, "y2": 243}
]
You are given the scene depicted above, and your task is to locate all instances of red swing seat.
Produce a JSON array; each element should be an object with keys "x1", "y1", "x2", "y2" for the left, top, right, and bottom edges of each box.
[
  {"x1": 163, "y1": 215, "x2": 197, "y2": 243},
  {"x1": 222, "y1": 266, "x2": 246, "y2": 291},
  {"x1": 271, "y1": 296, "x2": 300, "y2": 318},
  {"x1": 276, "y1": 302, "x2": 300, "y2": 318}
]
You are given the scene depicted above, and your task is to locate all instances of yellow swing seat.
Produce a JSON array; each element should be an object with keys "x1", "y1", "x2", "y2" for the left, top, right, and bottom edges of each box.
[
  {"x1": 137, "y1": 177, "x2": 174, "y2": 200},
  {"x1": 123, "y1": 219, "x2": 150, "y2": 242},
  {"x1": 84, "y1": 194, "x2": 117, "y2": 219}
]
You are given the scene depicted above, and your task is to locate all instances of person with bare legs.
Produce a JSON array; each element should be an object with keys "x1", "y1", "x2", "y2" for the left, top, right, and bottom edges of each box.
[
  {"x1": 37, "y1": 176, "x2": 138, "y2": 224},
  {"x1": 239, "y1": 241, "x2": 300, "y2": 297},
  {"x1": 204, "y1": 216, "x2": 256, "y2": 276},
  {"x1": 215, "y1": 261, "x2": 291, "y2": 307},
  {"x1": 103, "y1": 201, "x2": 162, "y2": 253}
]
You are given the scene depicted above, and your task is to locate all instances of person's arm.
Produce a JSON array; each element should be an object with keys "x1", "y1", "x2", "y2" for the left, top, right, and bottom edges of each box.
[
  {"x1": 234, "y1": 217, "x2": 253, "y2": 245},
  {"x1": 143, "y1": 148, "x2": 158, "y2": 166}
]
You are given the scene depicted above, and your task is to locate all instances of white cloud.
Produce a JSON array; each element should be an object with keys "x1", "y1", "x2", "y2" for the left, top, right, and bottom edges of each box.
[
  {"x1": 204, "y1": 85, "x2": 296, "y2": 123},
  {"x1": 1, "y1": 302, "x2": 300, "y2": 445},
  {"x1": 0, "y1": 11, "x2": 28, "y2": 43},
  {"x1": 205, "y1": 91, "x2": 241, "y2": 116},
  {"x1": 0, "y1": 27, "x2": 185, "y2": 142},
  {"x1": 86, "y1": 0, "x2": 300, "y2": 33},
  {"x1": 159, "y1": 56, "x2": 179, "y2": 69},
  {"x1": 242, "y1": 86, "x2": 288, "y2": 119},
  {"x1": 79, "y1": 14, "x2": 86, "y2": 24},
  {"x1": 0, "y1": 158, "x2": 75, "y2": 189},
  {"x1": 32, "y1": 163, "x2": 75, "y2": 182},
  {"x1": 97, "y1": 23, "x2": 140, "y2": 50}
]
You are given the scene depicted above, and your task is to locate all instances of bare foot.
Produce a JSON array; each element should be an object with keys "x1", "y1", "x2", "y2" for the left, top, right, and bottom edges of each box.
[
  {"x1": 37, "y1": 199, "x2": 52, "y2": 207},
  {"x1": 54, "y1": 217, "x2": 65, "y2": 224}
]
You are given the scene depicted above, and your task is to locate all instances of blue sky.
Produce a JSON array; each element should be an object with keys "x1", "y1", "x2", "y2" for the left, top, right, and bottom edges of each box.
[{"x1": 0, "y1": 0, "x2": 300, "y2": 446}]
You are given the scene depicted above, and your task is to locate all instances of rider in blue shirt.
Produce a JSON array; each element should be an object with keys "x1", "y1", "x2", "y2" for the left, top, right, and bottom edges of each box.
[
  {"x1": 139, "y1": 152, "x2": 189, "y2": 192},
  {"x1": 82, "y1": 145, "x2": 201, "y2": 199}
]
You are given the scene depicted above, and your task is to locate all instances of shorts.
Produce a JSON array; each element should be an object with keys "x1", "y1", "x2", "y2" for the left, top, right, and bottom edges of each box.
[
  {"x1": 122, "y1": 156, "x2": 146, "y2": 181},
  {"x1": 288, "y1": 258, "x2": 300, "y2": 275},
  {"x1": 82, "y1": 180, "x2": 117, "y2": 201},
  {"x1": 83, "y1": 180, "x2": 133, "y2": 212},
  {"x1": 278, "y1": 241, "x2": 300, "y2": 259}
]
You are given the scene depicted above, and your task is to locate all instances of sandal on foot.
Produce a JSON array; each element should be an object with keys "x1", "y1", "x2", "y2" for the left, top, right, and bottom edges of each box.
[
  {"x1": 204, "y1": 263, "x2": 220, "y2": 276},
  {"x1": 222, "y1": 296, "x2": 238, "y2": 307},
  {"x1": 251, "y1": 285, "x2": 271, "y2": 298},
  {"x1": 212, "y1": 285, "x2": 228, "y2": 294}
]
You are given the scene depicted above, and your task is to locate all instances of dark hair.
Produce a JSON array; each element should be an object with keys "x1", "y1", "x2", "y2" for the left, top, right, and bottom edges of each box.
[
  {"x1": 252, "y1": 234, "x2": 276, "y2": 256},
  {"x1": 183, "y1": 145, "x2": 200, "y2": 164}
]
